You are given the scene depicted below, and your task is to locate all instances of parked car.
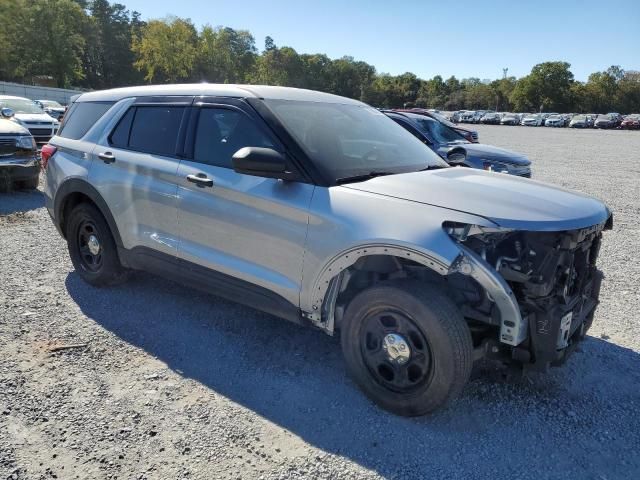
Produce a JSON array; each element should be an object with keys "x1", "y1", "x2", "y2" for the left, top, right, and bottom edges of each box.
[
  {"x1": 521, "y1": 114, "x2": 544, "y2": 126},
  {"x1": 385, "y1": 110, "x2": 531, "y2": 177},
  {"x1": 0, "y1": 95, "x2": 60, "y2": 145},
  {"x1": 620, "y1": 114, "x2": 640, "y2": 130},
  {"x1": 401, "y1": 108, "x2": 479, "y2": 143},
  {"x1": 544, "y1": 114, "x2": 566, "y2": 127},
  {"x1": 500, "y1": 113, "x2": 520, "y2": 125},
  {"x1": 43, "y1": 84, "x2": 612, "y2": 416},
  {"x1": 585, "y1": 114, "x2": 597, "y2": 128},
  {"x1": 34, "y1": 100, "x2": 66, "y2": 120},
  {"x1": 0, "y1": 117, "x2": 39, "y2": 190},
  {"x1": 480, "y1": 112, "x2": 501, "y2": 125},
  {"x1": 569, "y1": 115, "x2": 589, "y2": 128},
  {"x1": 594, "y1": 114, "x2": 618, "y2": 129},
  {"x1": 459, "y1": 110, "x2": 477, "y2": 123}
]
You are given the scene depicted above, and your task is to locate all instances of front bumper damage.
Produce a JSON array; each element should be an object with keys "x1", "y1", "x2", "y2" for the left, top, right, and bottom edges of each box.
[{"x1": 449, "y1": 217, "x2": 612, "y2": 371}]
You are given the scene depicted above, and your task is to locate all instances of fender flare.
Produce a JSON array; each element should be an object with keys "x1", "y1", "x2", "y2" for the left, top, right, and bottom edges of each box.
[
  {"x1": 305, "y1": 243, "x2": 451, "y2": 330},
  {"x1": 53, "y1": 178, "x2": 123, "y2": 248}
]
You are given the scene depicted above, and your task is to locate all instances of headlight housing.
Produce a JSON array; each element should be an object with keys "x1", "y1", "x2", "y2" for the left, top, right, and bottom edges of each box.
[
  {"x1": 16, "y1": 135, "x2": 36, "y2": 150},
  {"x1": 444, "y1": 222, "x2": 513, "y2": 242}
]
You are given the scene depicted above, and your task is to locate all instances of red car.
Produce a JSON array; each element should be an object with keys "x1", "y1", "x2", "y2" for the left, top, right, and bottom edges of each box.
[
  {"x1": 620, "y1": 114, "x2": 640, "y2": 130},
  {"x1": 394, "y1": 108, "x2": 479, "y2": 143}
]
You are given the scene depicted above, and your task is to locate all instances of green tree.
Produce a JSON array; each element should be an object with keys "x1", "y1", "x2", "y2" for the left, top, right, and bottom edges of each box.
[
  {"x1": 197, "y1": 26, "x2": 257, "y2": 83},
  {"x1": 0, "y1": 0, "x2": 86, "y2": 87},
  {"x1": 132, "y1": 16, "x2": 198, "y2": 83},
  {"x1": 251, "y1": 45, "x2": 305, "y2": 86}
]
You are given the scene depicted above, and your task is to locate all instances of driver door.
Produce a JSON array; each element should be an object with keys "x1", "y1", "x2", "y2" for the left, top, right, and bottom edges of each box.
[{"x1": 175, "y1": 99, "x2": 314, "y2": 310}]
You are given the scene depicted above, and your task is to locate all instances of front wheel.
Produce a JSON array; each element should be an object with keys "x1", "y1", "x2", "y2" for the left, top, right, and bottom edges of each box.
[{"x1": 340, "y1": 281, "x2": 473, "y2": 416}]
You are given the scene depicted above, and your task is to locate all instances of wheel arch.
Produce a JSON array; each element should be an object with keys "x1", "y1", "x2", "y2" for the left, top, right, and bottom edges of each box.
[
  {"x1": 304, "y1": 244, "x2": 452, "y2": 334},
  {"x1": 54, "y1": 178, "x2": 123, "y2": 248}
]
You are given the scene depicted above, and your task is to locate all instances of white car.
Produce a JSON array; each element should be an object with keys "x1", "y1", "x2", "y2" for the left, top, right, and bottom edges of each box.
[
  {"x1": 544, "y1": 114, "x2": 565, "y2": 127},
  {"x1": 521, "y1": 114, "x2": 544, "y2": 127},
  {"x1": 35, "y1": 100, "x2": 66, "y2": 121},
  {"x1": 0, "y1": 95, "x2": 60, "y2": 145}
]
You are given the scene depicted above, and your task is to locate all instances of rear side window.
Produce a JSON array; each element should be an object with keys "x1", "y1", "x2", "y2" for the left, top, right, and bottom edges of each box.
[
  {"x1": 109, "y1": 108, "x2": 135, "y2": 148},
  {"x1": 58, "y1": 101, "x2": 114, "y2": 140},
  {"x1": 128, "y1": 106, "x2": 185, "y2": 156}
]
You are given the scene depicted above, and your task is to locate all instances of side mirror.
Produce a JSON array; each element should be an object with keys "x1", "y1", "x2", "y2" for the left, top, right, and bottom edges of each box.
[
  {"x1": 1, "y1": 107, "x2": 15, "y2": 118},
  {"x1": 446, "y1": 147, "x2": 467, "y2": 165},
  {"x1": 232, "y1": 147, "x2": 293, "y2": 180}
]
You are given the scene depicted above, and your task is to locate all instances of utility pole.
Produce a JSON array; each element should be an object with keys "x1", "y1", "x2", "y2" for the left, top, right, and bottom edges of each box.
[{"x1": 503, "y1": 68, "x2": 508, "y2": 79}]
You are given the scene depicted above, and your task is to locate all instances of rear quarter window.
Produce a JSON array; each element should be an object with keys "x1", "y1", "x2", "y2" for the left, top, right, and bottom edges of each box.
[{"x1": 57, "y1": 101, "x2": 114, "y2": 140}]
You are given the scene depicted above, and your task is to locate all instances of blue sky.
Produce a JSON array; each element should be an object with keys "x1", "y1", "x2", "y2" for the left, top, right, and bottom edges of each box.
[{"x1": 123, "y1": 0, "x2": 639, "y2": 81}]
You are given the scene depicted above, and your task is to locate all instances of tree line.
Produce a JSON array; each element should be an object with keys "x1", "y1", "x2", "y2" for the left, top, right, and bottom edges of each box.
[{"x1": 1, "y1": 0, "x2": 639, "y2": 113}]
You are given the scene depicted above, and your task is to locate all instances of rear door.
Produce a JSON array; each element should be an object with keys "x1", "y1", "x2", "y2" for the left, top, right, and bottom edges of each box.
[
  {"x1": 175, "y1": 98, "x2": 314, "y2": 308},
  {"x1": 89, "y1": 97, "x2": 191, "y2": 257}
]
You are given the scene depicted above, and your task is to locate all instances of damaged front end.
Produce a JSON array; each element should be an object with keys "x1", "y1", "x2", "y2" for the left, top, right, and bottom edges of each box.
[{"x1": 446, "y1": 216, "x2": 613, "y2": 371}]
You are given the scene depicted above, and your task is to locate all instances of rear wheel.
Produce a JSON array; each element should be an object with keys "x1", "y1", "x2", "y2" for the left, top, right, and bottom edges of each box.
[
  {"x1": 66, "y1": 203, "x2": 128, "y2": 286},
  {"x1": 341, "y1": 281, "x2": 473, "y2": 416}
]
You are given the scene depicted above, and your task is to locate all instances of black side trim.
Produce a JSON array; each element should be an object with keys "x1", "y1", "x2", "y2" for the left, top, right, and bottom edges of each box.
[
  {"x1": 119, "y1": 246, "x2": 304, "y2": 326},
  {"x1": 53, "y1": 178, "x2": 123, "y2": 247}
]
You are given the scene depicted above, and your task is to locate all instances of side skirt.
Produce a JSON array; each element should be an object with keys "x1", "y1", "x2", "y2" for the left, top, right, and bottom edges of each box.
[{"x1": 119, "y1": 246, "x2": 305, "y2": 326}]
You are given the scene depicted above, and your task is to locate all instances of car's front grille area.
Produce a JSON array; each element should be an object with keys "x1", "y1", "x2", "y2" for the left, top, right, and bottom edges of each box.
[
  {"x1": 0, "y1": 136, "x2": 18, "y2": 156},
  {"x1": 28, "y1": 128, "x2": 53, "y2": 137},
  {"x1": 518, "y1": 171, "x2": 532, "y2": 178}
]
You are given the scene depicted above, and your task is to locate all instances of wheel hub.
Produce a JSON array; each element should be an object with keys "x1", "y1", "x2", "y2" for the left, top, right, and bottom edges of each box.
[
  {"x1": 87, "y1": 234, "x2": 101, "y2": 255},
  {"x1": 382, "y1": 333, "x2": 411, "y2": 365}
]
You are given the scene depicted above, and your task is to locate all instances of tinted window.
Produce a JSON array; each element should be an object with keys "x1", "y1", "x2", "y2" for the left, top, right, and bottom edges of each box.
[
  {"x1": 264, "y1": 99, "x2": 447, "y2": 181},
  {"x1": 58, "y1": 102, "x2": 114, "y2": 139},
  {"x1": 129, "y1": 106, "x2": 185, "y2": 156},
  {"x1": 194, "y1": 108, "x2": 274, "y2": 168},
  {"x1": 109, "y1": 108, "x2": 135, "y2": 148}
]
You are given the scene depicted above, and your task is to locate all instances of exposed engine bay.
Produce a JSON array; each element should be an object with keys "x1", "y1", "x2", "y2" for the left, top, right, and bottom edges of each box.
[{"x1": 445, "y1": 218, "x2": 612, "y2": 370}]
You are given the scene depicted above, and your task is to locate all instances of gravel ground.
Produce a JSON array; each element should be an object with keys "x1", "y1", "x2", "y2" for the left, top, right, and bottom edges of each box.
[{"x1": 1, "y1": 126, "x2": 639, "y2": 480}]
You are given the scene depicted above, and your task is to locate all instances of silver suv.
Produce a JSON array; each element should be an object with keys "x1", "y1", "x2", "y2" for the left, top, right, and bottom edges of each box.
[{"x1": 43, "y1": 85, "x2": 612, "y2": 416}]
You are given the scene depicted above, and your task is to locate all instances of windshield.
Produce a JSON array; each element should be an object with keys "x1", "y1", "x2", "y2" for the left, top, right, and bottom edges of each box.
[
  {"x1": 415, "y1": 117, "x2": 466, "y2": 144},
  {"x1": 40, "y1": 100, "x2": 63, "y2": 108},
  {"x1": 0, "y1": 98, "x2": 44, "y2": 114},
  {"x1": 573, "y1": 115, "x2": 586, "y2": 121},
  {"x1": 548, "y1": 115, "x2": 561, "y2": 119},
  {"x1": 264, "y1": 100, "x2": 448, "y2": 182}
]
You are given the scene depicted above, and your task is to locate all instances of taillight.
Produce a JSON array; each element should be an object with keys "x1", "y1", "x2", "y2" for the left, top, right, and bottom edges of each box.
[{"x1": 40, "y1": 144, "x2": 57, "y2": 169}]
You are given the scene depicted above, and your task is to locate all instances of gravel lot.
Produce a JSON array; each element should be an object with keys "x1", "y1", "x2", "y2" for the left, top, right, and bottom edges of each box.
[{"x1": 1, "y1": 126, "x2": 639, "y2": 480}]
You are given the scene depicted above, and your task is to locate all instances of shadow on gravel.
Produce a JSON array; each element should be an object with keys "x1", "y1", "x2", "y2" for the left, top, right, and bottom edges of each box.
[
  {"x1": 65, "y1": 271, "x2": 640, "y2": 479},
  {"x1": 0, "y1": 188, "x2": 44, "y2": 216}
]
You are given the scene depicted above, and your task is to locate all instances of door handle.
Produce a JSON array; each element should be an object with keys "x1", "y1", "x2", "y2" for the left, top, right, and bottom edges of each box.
[
  {"x1": 186, "y1": 173, "x2": 214, "y2": 187},
  {"x1": 98, "y1": 151, "x2": 116, "y2": 164}
]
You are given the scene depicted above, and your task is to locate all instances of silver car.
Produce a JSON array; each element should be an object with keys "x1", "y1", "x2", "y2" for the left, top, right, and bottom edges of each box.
[{"x1": 43, "y1": 85, "x2": 612, "y2": 416}]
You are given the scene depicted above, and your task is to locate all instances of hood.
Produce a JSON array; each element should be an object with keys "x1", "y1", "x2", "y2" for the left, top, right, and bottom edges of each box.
[
  {"x1": 0, "y1": 119, "x2": 30, "y2": 135},
  {"x1": 436, "y1": 143, "x2": 530, "y2": 166},
  {"x1": 14, "y1": 113, "x2": 56, "y2": 123},
  {"x1": 342, "y1": 168, "x2": 610, "y2": 231},
  {"x1": 460, "y1": 143, "x2": 530, "y2": 166}
]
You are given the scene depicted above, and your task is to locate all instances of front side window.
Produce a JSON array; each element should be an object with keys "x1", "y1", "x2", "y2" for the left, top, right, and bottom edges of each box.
[
  {"x1": 263, "y1": 100, "x2": 447, "y2": 182},
  {"x1": 193, "y1": 108, "x2": 274, "y2": 168}
]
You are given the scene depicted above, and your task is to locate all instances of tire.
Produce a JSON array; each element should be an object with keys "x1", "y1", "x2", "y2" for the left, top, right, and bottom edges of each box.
[
  {"x1": 340, "y1": 281, "x2": 473, "y2": 416},
  {"x1": 66, "y1": 203, "x2": 128, "y2": 286}
]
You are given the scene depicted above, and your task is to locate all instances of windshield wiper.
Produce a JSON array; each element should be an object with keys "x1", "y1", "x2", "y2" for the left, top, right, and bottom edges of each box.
[
  {"x1": 418, "y1": 164, "x2": 449, "y2": 171},
  {"x1": 335, "y1": 171, "x2": 397, "y2": 184}
]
